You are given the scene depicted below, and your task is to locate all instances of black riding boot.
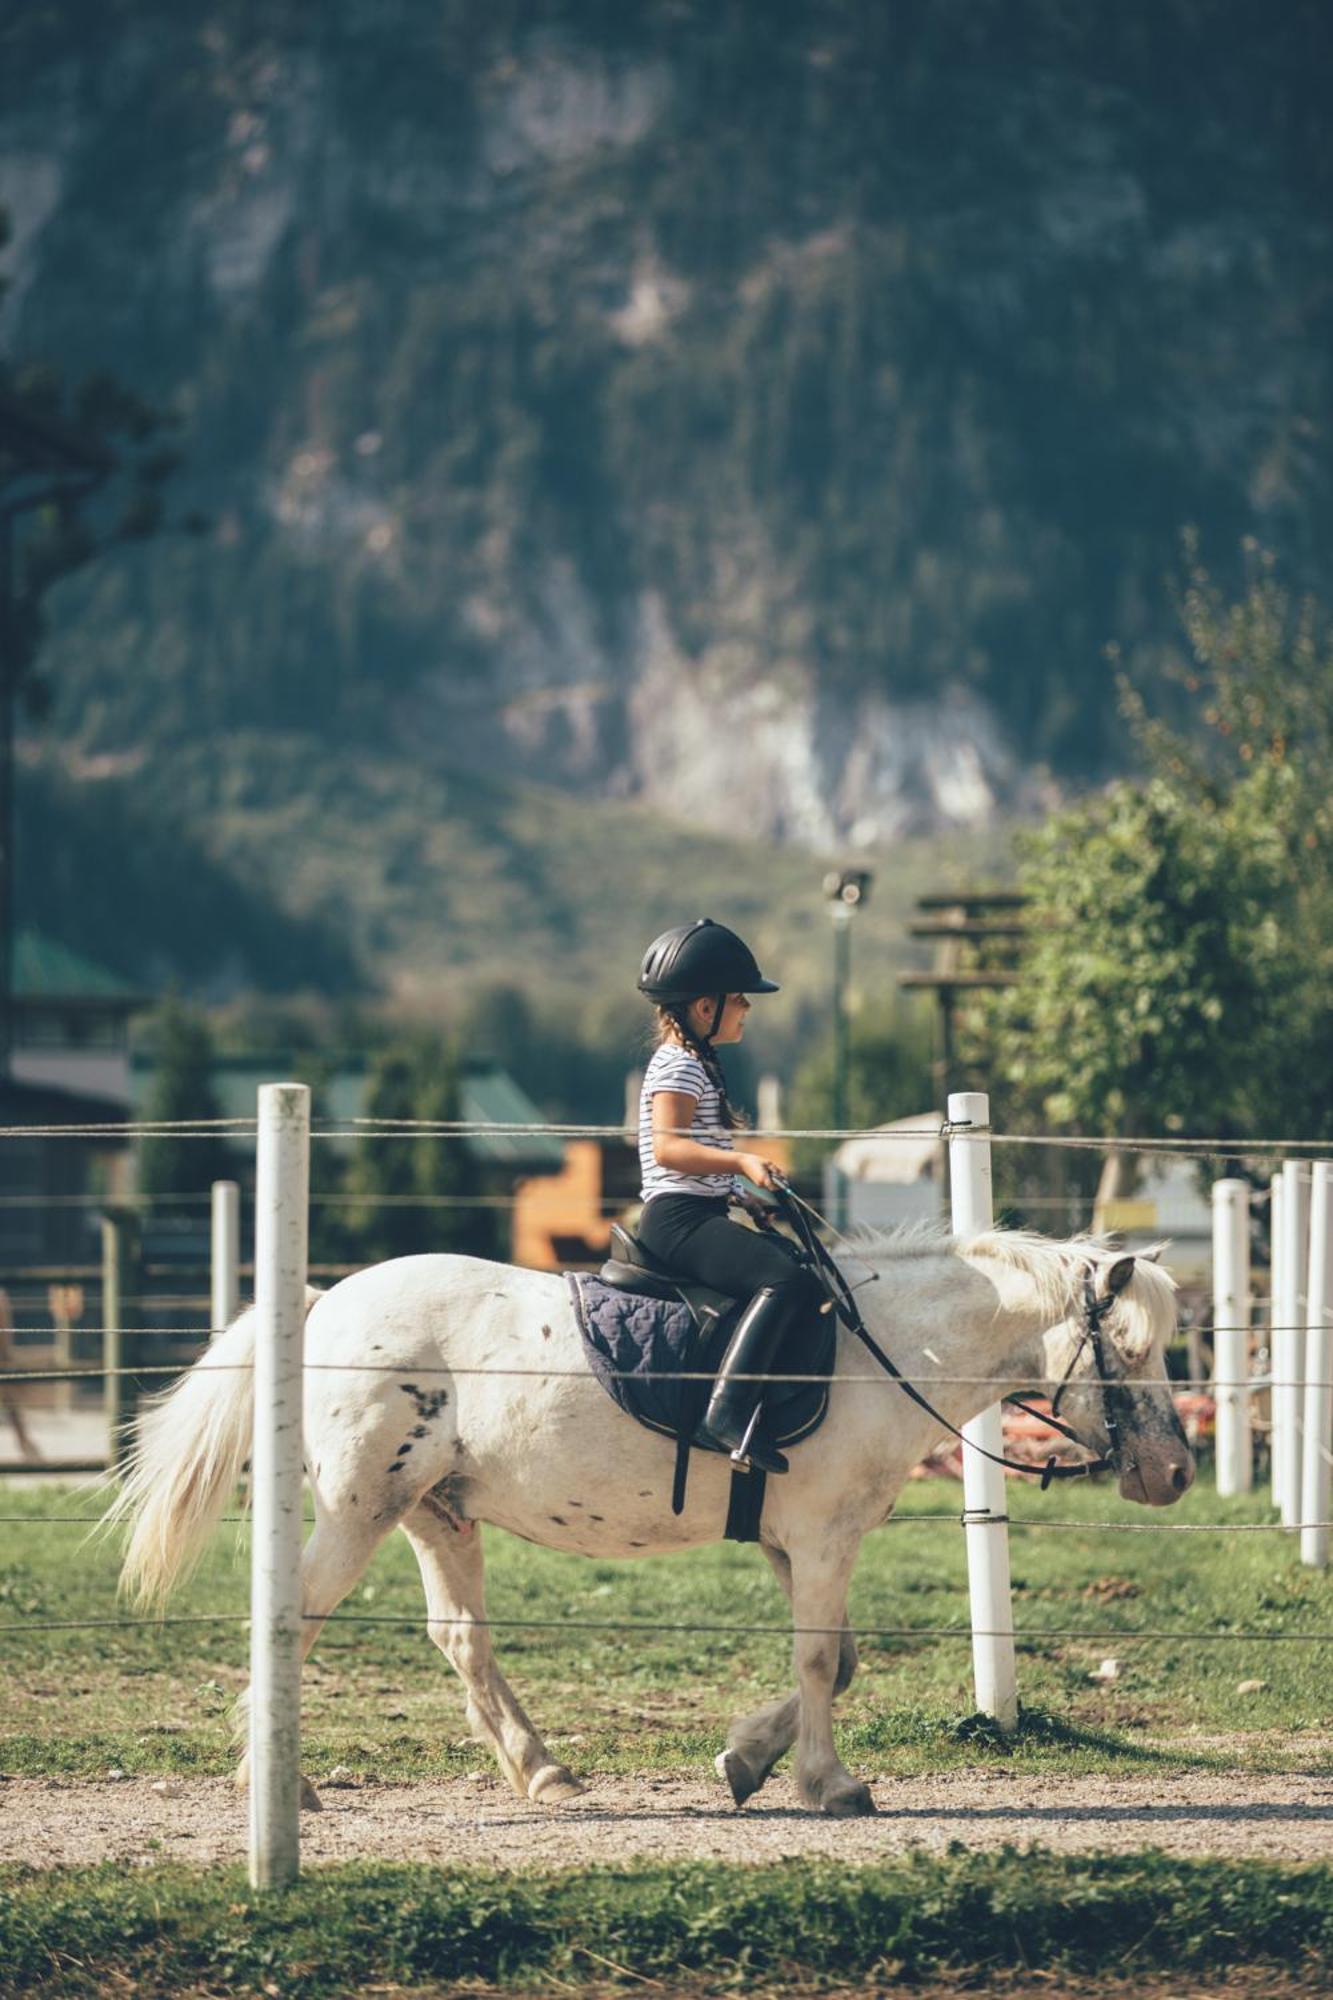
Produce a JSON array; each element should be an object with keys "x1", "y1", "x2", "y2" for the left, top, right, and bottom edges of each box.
[{"x1": 695, "y1": 1285, "x2": 795, "y2": 1475}]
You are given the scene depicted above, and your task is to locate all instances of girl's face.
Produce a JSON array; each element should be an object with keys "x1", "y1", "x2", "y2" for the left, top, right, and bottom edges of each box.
[{"x1": 687, "y1": 992, "x2": 751, "y2": 1044}]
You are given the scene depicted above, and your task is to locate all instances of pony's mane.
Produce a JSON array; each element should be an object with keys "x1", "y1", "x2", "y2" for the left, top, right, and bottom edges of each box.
[
  {"x1": 965, "y1": 1228, "x2": 1123, "y2": 1323},
  {"x1": 839, "y1": 1218, "x2": 956, "y2": 1262},
  {"x1": 843, "y1": 1221, "x2": 1177, "y2": 1352}
]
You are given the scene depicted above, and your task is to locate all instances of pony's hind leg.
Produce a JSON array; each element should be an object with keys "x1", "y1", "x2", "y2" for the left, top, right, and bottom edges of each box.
[
  {"x1": 718, "y1": 1544, "x2": 859, "y2": 1809},
  {"x1": 400, "y1": 1495, "x2": 584, "y2": 1806},
  {"x1": 233, "y1": 1503, "x2": 402, "y2": 1810},
  {"x1": 785, "y1": 1536, "x2": 872, "y2": 1816}
]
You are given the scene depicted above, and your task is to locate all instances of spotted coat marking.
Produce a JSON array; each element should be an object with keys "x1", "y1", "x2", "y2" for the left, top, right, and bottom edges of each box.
[{"x1": 400, "y1": 1382, "x2": 449, "y2": 1423}]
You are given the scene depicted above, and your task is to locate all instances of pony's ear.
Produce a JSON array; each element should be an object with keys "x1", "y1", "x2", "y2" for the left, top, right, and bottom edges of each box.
[
  {"x1": 1139, "y1": 1241, "x2": 1169, "y2": 1264},
  {"x1": 1105, "y1": 1255, "x2": 1136, "y2": 1297}
]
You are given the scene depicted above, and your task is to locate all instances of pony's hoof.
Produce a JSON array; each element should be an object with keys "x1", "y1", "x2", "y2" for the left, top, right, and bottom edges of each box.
[
  {"x1": 823, "y1": 1781, "x2": 876, "y2": 1819},
  {"x1": 529, "y1": 1764, "x2": 585, "y2": 1806},
  {"x1": 715, "y1": 1748, "x2": 760, "y2": 1809}
]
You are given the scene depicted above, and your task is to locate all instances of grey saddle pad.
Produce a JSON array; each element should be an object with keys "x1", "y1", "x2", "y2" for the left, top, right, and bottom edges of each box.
[{"x1": 567, "y1": 1272, "x2": 834, "y2": 1453}]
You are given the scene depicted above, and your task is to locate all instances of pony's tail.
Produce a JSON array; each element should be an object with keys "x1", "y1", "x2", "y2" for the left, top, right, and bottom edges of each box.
[{"x1": 107, "y1": 1291, "x2": 321, "y2": 1609}]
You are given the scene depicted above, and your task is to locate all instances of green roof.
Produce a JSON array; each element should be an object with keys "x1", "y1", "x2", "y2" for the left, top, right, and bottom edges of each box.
[
  {"x1": 131, "y1": 1053, "x2": 565, "y2": 1170},
  {"x1": 461, "y1": 1069, "x2": 564, "y2": 1170},
  {"x1": 14, "y1": 930, "x2": 144, "y2": 1003},
  {"x1": 191, "y1": 1058, "x2": 369, "y2": 1131}
]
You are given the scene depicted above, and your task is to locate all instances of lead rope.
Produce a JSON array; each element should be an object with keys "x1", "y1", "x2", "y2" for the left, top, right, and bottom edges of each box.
[{"x1": 767, "y1": 1179, "x2": 1117, "y2": 1489}]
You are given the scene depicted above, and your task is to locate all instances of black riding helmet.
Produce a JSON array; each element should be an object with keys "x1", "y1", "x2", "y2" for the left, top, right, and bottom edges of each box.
[{"x1": 638, "y1": 920, "x2": 779, "y2": 1042}]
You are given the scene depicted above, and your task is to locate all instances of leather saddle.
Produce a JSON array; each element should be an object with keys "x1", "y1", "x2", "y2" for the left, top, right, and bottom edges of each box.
[
  {"x1": 598, "y1": 1222, "x2": 739, "y2": 1336},
  {"x1": 576, "y1": 1221, "x2": 835, "y2": 1541}
]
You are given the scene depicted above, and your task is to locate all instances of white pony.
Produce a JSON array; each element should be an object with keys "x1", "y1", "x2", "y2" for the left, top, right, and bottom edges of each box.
[{"x1": 113, "y1": 1228, "x2": 1192, "y2": 1818}]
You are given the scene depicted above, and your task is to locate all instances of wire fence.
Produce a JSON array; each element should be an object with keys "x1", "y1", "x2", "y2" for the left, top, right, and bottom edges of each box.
[
  {"x1": 1, "y1": 1610, "x2": 1330, "y2": 1644},
  {"x1": 0, "y1": 1511, "x2": 1328, "y2": 1532},
  {"x1": 3, "y1": 1112, "x2": 1332, "y2": 1155},
  {"x1": 2, "y1": 1115, "x2": 1330, "y2": 1739},
  {"x1": 0, "y1": 1361, "x2": 1325, "y2": 1388}
]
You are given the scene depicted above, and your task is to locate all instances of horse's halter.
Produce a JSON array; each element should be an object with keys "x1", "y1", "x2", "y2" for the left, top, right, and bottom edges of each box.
[
  {"x1": 1045, "y1": 1269, "x2": 1127, "y2": 1457},
  {"x1": 771, "y1": 1189, "x2": 1125, "y2": 1489},
  {"x1": 1012, "y1": 1265, "x2": 1128, "y2": 1480}
]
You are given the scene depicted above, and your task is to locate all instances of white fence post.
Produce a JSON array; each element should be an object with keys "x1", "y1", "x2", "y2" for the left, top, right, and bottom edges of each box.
[
  {"x1": 249, "y1": 1084, "x2": 310, "y2": 1892},
  {"x1": 1268, "y1": 1172, "x2": 1283, "y2": 1512},
  {"x1": 1300, "y1": 1162, "x2": 1333, "y2": 1568},
  {"x1": 211, "y1": 1180, "x2": 240, "y2": 1337},
  {"x1": 948, "y1": 1090, "x2": 1018, "y2": 1733},
  {"x1": 1273, "y1": 1160, "x2": 1310, "y2": 1526},
  {"x1": 1212, "y1": 1179, "x2": 1252, "y2": 1497}
]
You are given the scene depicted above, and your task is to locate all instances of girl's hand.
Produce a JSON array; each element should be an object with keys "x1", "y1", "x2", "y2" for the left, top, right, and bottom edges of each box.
[{"x1": 736, "y1": 1152, "x2": 781, "y2": 1190}]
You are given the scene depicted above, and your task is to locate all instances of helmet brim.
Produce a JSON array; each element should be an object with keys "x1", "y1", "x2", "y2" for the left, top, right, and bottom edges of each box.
[{"x1": 639, "y1": 978, "x2": 781, "y2": 999}]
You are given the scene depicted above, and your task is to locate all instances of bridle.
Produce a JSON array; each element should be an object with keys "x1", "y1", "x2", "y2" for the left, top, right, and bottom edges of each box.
[
  {"x1": 1005, "y1": 1270, "x2": 1126, "y2": 1485},
  {"x1": 769, "y1": 1184, "x2": 1124, "y2": 1490},
  {"x1": 1052, "y1": 1272, "x2": 1126, "y2": 1442}
]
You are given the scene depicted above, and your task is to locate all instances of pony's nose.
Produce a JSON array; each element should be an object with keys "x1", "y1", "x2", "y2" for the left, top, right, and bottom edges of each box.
[{"x1": 1170, "y1": 1460, "x2": 1194, "y2": 1495}]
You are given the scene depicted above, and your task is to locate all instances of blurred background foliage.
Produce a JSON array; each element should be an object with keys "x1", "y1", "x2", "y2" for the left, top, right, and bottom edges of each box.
[
  {"x1": 971, "y1": 550, "x2": 1333, "y2": 1156},
  {"x1": 2, "y1": 0, "x2": 1331, "y2": 1145},
  {"x1": 788, "y1": 996, "x2": 935, "y2": 1177}
]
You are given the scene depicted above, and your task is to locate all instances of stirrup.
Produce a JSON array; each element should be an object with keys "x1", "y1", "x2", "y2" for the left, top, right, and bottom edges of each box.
[{"x1": 726, "y1": 1405, "x2": 789, "y2": 1476}]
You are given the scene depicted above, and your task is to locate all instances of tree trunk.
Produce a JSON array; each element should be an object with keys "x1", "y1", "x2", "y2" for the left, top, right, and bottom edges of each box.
[{"x1": 1091, "y1": 1149, "x2": 1135, "y2": 1235}]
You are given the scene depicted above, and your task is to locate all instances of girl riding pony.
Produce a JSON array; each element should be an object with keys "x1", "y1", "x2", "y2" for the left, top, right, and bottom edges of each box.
[{"x1": 635, "y1": 918, "x2": 824, "y2": 1474}]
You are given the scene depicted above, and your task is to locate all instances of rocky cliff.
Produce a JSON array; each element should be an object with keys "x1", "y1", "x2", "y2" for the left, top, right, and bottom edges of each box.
[{"x1": 1, "y1": 1, "x2": 1330, "y2": 986}]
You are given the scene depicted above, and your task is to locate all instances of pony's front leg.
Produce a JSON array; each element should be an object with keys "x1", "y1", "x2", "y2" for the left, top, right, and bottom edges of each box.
[
  {"x1": 788, "y1": 1538, "x2": 874, "y2": 1818},
  {"x1": 719, "y1": 1545, "x2": 859, "y2": 1808}
]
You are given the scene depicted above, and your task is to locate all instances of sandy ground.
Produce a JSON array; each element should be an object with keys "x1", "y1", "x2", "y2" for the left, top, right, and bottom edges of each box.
[
  {"x1": 0, "y1": 1406, "x2": 107, "y2": 1479},
  {"x1": 3, "y1": 1767, "x2": 1331, "y2": 1870}
]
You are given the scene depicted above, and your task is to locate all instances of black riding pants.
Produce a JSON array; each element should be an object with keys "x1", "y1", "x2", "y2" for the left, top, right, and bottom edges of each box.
[{"x1": 637, "y1": 1194, "x2": 822, "y2": 1312}]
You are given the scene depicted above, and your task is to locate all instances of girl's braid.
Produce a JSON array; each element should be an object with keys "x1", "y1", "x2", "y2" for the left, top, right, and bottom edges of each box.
[{"x1": 667, "y1": 1002, "x2": 741, "y2": 1131}]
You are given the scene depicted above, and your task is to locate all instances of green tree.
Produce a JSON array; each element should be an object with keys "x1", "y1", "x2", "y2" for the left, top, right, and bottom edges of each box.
[
  {"x1": 788, "y1": 997, "x2": 934, "y2": 1178},
  {"x1": 343, "y1": 1035, "x2": 497, "y2": 1263},
  {"x1": 459, "y1": 980, "x2": 643, "y2": 1124},
  {"x1": 1, "y1": 207, "x2": 199, "y2": 722},
  {"x1": 137, "y1": 1000, "x2": 233, "y2": 1196},
  {"x1": 989, "y1": 779, "x2": 1298, "y2": 1139},
  {"x1": 982, "y1": 547, "x2": 1333, "y2": 1183},
  {"x1": 297, "y1": 1054, "x2": 354, "y2": 1270}
]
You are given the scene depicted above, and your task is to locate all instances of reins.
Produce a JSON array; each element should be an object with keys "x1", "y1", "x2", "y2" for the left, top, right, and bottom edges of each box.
[{"x1": 765, "y1": 1181, "x2": 1120, "y2": 1490}]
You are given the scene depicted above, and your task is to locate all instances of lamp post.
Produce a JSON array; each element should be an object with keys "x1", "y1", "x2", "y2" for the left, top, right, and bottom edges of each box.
[{"x1": 823, "y1": 868, "x2": 872, "y2": 1229}]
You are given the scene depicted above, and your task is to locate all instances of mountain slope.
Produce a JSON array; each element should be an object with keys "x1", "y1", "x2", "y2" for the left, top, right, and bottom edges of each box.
[
  {"x1": 2, "y1": 0, "x2": 1329, "y2": 996},
  {"x1": 17, "y1": 732, "x2": 985, "y2": 1024}
]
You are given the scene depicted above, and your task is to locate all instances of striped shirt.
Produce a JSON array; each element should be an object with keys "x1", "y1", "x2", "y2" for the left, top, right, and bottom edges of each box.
[{"x1": 639, "y1": 1044, "x2": 740, "y2": 1203}]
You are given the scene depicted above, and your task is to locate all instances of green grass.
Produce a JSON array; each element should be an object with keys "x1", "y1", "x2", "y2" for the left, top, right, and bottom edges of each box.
[
  {"x1": 2, "y1": 1851, "x2": 1332, "y2": 1995},
  {"x1": 1, "y1": 1473, "x2": 1329, "y2": 1785}
]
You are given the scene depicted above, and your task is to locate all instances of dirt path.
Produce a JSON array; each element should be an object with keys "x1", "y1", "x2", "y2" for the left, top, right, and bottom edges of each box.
[{"x1": 4, "y1": 1768, "x2": 1331, "y2": 1869}]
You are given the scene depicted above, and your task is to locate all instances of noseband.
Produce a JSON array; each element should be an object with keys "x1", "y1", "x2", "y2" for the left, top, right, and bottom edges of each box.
[
  {"x1": 770, "y1": 1188, "x2": 1124, "y2": 1488},
  {"x1": 1014, "y1": 1267, "x2": 1125, "y2": 1483},
  {"x1": 1046, "y1": 1270, "x2": 1125, "y2": 1460}
]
